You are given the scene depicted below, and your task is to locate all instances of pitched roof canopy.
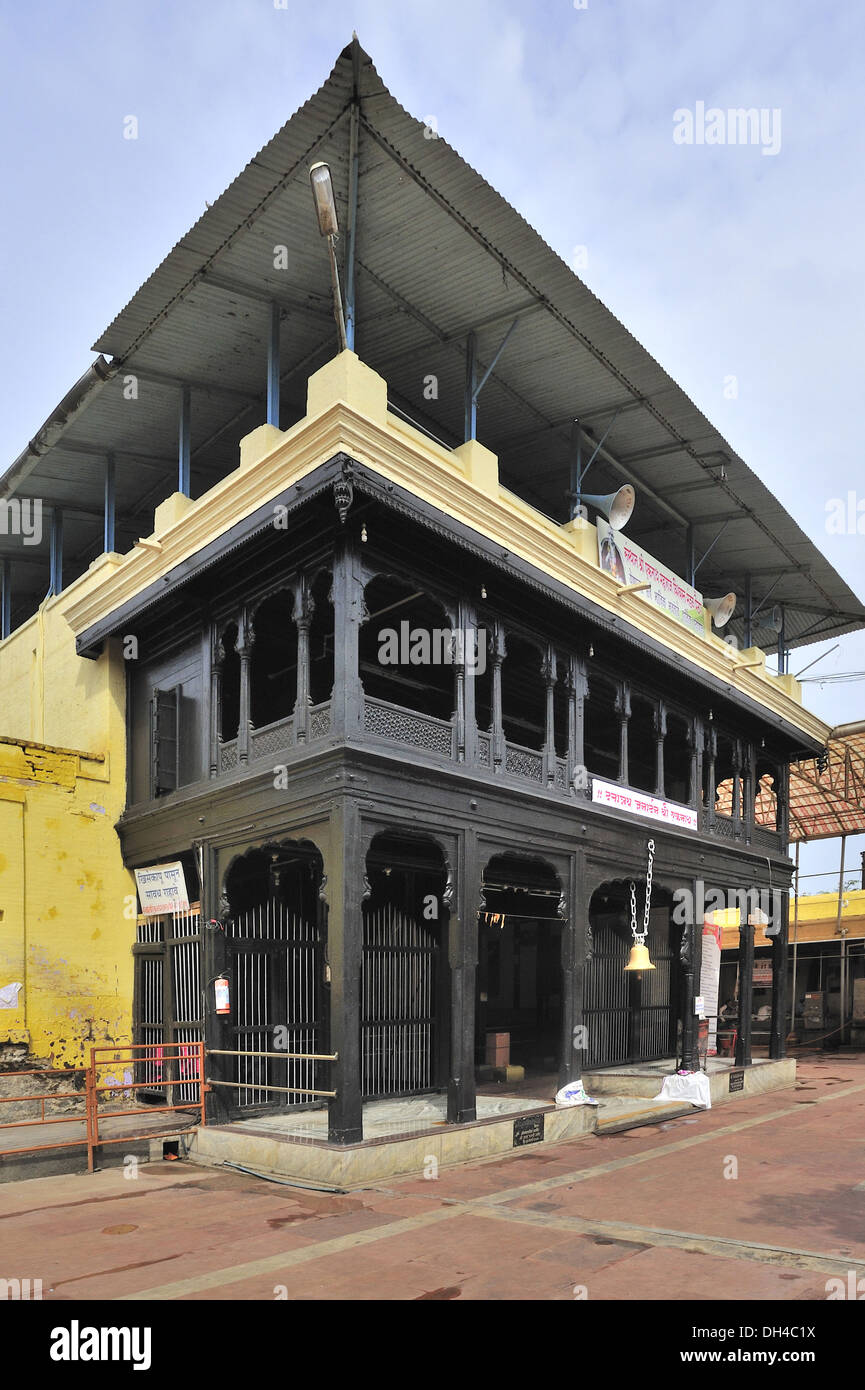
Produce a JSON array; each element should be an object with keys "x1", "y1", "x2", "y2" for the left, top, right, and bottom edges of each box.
[{"x1": 3, "y1": 37, "x2": 864, "y2": 652}]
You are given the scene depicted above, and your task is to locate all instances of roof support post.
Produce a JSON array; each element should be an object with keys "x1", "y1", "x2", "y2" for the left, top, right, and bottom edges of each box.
[
  {"x1": 569, "y1": 425, "x2": 582, "y2": 520},
  {"x1": 743, "y1": 572, "x2": 753, "y2": 648},
  {"x1": 345, "y1": 97, "x2": 360, "y2": 352},
  {"x1": 49, "y1": 508, "x2": 63, "y2": 596},
  {"x1": 178, "y1": 386, "x2": 191, "y2": 497},
  {"x1": 266, "y1": 301, "x2": 281, "y2": 427},
  {"x1": 776, "y1": 604, "x2": 786, "y2": 674},
  {"x1": 464, "y1": 330, "x2": 477, "y2": 441},
  {"x1": 1, "y1": 558, "x2": 10, "y2": 639},
  {"x1": 686, "y1": 523, "x2": 695, "y2": 587},
  {"x1": 104, "y1": 452, "x2": 116, "y2": 554}
]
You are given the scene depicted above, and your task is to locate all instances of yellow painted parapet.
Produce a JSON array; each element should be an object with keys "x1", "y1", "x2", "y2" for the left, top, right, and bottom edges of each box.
[
  {"x1": 0, "y1": 582, "x2": 134, "y2": 1066},
  {"x1": 720, "y1": 889, "x2": 865, "y2": 950},
  {"x1": 59, "y1": 349, "x2": 828, "y2": 747}
]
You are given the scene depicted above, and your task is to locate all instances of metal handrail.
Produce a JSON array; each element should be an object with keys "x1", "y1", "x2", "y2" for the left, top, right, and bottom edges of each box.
[{"x1": 205, "y1": 1045, "x2": 338, "y2": 1100}]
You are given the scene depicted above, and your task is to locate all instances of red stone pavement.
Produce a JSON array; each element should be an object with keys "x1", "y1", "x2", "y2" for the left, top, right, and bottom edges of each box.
[{"x1": 1, "y1": 1055, "x2": 864, "y2": 1302}]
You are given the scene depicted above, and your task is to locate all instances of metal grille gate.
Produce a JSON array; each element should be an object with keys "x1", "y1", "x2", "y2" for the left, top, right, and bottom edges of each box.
[
  {"x1": 584, "y1": 908, "x2": 677, "y2": 1069},
  {"x1": 225, "y1": 901, "x2": 324, "y2": 1113},
  {"x1": 133, "y1": 904, "x2": 203, "y2": 1102},
  {"x1": 361, "y1": 903, "x2": 438, "y2": 1099}
]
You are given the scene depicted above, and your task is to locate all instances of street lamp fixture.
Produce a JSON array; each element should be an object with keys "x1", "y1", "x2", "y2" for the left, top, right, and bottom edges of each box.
[{"x1": 309, "y1": 161, "x2": 348, "y2": 351}]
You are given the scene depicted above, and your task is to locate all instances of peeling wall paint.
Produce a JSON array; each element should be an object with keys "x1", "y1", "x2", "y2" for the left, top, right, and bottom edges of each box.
[{"x1": 0, "y1": 591, "x2": 134, "y2": 1067}]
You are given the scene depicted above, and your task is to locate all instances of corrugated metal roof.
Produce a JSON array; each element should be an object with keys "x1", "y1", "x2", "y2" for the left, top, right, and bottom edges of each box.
[
  {"x1": 2, "y1": 37, "x2": 863, "y2": 650},
  {"x1": 716, "y1": 722, "x2": 865, "y2": 841}
]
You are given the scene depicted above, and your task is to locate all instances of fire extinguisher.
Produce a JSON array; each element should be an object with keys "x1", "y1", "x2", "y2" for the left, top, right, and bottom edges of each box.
[{"x1": 214, "y1": 975, "x2": 231, "y2": 1015}]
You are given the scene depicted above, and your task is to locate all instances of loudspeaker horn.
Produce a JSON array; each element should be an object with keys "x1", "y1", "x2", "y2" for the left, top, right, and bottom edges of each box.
[
  {"x1": 583, "y1": 484, "x2": 635, "y2": 530},
  {"x1": 705, "y1": 592, "x2": 736, "y2": 628}
]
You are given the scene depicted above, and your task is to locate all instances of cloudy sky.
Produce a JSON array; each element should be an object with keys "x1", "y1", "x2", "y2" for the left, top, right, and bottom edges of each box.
[{"x1": 2, "y1": 0, "x2": 863, "y2": 886}]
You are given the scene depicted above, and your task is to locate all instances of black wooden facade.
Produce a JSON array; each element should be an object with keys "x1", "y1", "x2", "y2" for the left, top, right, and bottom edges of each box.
[{"x1": 110, "y1": 454, "x2": 803, "y2": 1144}]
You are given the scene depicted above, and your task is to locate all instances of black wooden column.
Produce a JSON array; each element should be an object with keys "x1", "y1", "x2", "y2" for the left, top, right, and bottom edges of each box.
[
  {"x1": 743, "y1": 741, "x2": 756, "y2": 843},
  {"x1": 330, "y1": 536, "x2": 364, "y2": 742},
  {"x1": 732, "y1": 739, "x2": 743, "y2": 837},
  {"x1": 616, "y1": 683, "x2": 630, "y2": 784},
  {"x1": 680, "y1": 878, "x2": 700, "y2": 1071},
  {"x1": 704, "y1": 726, "x2": 717, "y2": 830},
  {"x1": 542, "y1": 644, "x2": 557, "y2": 788},
  {"x1": 770, "y1": 888, "x2": 789, "y2": 1059},
  {"x1": 447, "y1": 827, "x2": 479, "y2": 1123},
  {"x1": 326, "y1": 798, "x2": 365, "y2": 1144},
  {"x1": 735, "y1": 902, "x2": 754, "y2": 1067},
  {"x1": 208, "y1": 626, "x2": 222, "y2": 778},
  {"x1": 203, "y1": 844, "x2": 231, "y2": 1123},
  {"x1": 654, "y1": 702, "x2": 666, "y2": 797},
  {"x1": 568, "y1": 657, "x2": 588, "y2": 793},
  {"x1": 293, "y1": 575, "x2": 312, "y2": 744},
  {"x1": 559, "y1": 849, "x2": 585, "y2": 1087},
  {"x1": 490, "y1": 623, "x2": 506, "y2": 773},
  {"x1": 237, "y1": 608, "x2": 254, "y2": 765}
]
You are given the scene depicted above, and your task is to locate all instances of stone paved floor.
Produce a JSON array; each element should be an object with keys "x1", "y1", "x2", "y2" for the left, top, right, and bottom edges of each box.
[{"x1": 1, "y1": 1055, "x2": 863, "y2": 1302}]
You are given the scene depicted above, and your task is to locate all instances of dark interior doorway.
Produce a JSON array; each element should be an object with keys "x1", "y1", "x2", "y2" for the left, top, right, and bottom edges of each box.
[
  {"x1": 584, "y1": 881, "x2": 680, "y2": 1068},
  {"x1": 361, "y1": 832, "x2": 449, "y2": 1100},
  {"x1": 476, "y1": 855, "x2": 563, "y2": 1078}
]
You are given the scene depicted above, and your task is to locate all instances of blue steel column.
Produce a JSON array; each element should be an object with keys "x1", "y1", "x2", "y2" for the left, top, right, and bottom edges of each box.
[
  {"x1": 266, "y1": 302, "x2": 280, "y2": 426},
  {"x1": 345, "y1": 100, "x2": 359, "y2": 352},
  {"x1": 50, "y1": 509, "x2": 63, "y2": 596},
  {"x1": 464, "y1": 331, "x2": 477, "y2": 441},
  {"x1": 178, "y1": 386, "x2": 191, "y2": 497},
  {"x1": 776, "y1": 605, "x2": 786, "y2": 674},
  {"x1": 104, "y1": 453, "x2": 116, "y2": 554},
  {"x1": 1, "y1": 558, "x2": 10, "y2": 639}
]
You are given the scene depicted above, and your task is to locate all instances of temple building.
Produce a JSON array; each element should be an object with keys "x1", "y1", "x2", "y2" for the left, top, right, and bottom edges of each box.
[{"x1": 2, "y1": 40, "x2": 864, "y2": 1150}]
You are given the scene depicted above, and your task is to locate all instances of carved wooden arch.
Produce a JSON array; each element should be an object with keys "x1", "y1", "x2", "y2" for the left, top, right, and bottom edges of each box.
[
  {"x1": 218, "y1": 835, "x2": 327, "y2": 924},
  {"x1": 361, "y1": 569, "x2": 459, "y2": 633},
  {"x1": 478, "y1": 845, "x2": 569, "y2": 921},
  {"x1": 584, "y1": 864, "x2": 680, "y2": 960},
  {"x1": 363, "y1": 824, "x2": 456, "y2": 913},
  {"x1": 246, "y1": 581, "x2": 296, "y2": 628}
]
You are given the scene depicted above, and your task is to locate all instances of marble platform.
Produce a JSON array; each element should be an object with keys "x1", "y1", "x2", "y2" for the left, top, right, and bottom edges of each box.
[
  {"x1": 583, "y1": 1056, "x2": 796, "y2": 1105},
  {"x1": 180, "y1": 1058, "x2": 795, "y2": 1188}
]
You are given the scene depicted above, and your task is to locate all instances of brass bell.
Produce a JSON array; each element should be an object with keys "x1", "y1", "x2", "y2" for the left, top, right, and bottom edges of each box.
[{"x1": 625, "y1": 941, "x2": 655, "y2": 972}]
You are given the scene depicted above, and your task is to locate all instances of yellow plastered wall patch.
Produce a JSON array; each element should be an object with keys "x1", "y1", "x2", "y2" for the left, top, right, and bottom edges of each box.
[{"x1": 0, "y1": 591, "x2": 134, "y2": 1065}]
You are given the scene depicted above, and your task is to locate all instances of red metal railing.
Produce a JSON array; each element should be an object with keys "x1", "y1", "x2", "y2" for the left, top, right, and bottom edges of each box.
[{"x1": 0, "y1": 1042, "x2": 206, "y2": 1173}]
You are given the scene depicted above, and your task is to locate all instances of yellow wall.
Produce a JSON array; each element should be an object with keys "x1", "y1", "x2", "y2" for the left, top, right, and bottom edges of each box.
[
  {"x1": 0, "y1": 571, "x2": 134, "y2": 1066},
  {"x1": 720, "y1": 890, "x2": 865, "y2": 951}
]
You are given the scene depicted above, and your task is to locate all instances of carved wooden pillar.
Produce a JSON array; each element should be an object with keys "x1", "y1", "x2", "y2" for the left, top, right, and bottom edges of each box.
[
  {"x1": 324, "y1": 798, "x2": 365, "y2": 1144},
  {"x1": 560, "y1": 850, "x2": 585, "y2": 1087},
  {"x1": 735, "y1": 900, "x2": 754, "y2": 1067},
  {"x1": 330, "y1": 535, "x2": 365, "y2": 741},
  {"x1": 692, "y1": 716, "x2": 702, "y2": 812},
  {"x1": 705, "y1": 725, "x2": 717, "y2": 830},
  {"x1": 777, "y1": 763, "x2": 790, "y2": 841},
  {"x1": 448, "y1": 829, "x2": 479, "y2": 1124},
  {"x1": 209, "y1": 626, "x2": 224, "y2": 778},
  {"x1": 743, "y1": 741, "x2": 756, "y2": 843},
  {"x1": 655, "y1": 701, "x2": 667, "y2": 798},
  {"x1": 542, "y1": 644, "x2": 557, "y2": 787},
  {"x1": 616, "y1": 683, "x2": 630, "y2": 785},
  {"x1": 237, "y1": 608, "x2": 254, "y2": 765},
  {"x1": 491, "y1": 622, "x2": 506, "y2": 773},
  {"x1": 680, "y1": 885, "x2": 700, "y2": 1072},
  {"x1": 293, "y1": 575, "x2": 313, "y2": 744},
  {"x1": 770, "y1": 888, "x2": 789, "y2": 1059},
  {"x1": 732, "y1": 739, "x2": 743, "y2": 837},
  {"x1": 567, "y1": 657, "x2": 588, "y2": 795}
]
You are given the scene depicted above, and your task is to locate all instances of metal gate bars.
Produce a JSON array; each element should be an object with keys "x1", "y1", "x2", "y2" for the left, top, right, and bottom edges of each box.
[{"x1": 361, "y1": 901, "x2": 439, "y2": 1099}]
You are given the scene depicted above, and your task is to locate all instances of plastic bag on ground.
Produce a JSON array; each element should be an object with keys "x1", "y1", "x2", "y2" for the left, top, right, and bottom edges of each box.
[{"x1": 555, "y1": 1080, "x2": 599, "y2": 1107}]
